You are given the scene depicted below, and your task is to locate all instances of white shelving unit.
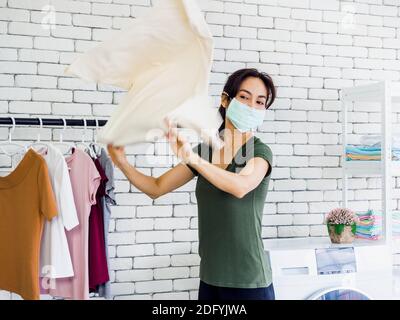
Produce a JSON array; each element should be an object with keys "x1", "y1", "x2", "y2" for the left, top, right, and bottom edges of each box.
[
  {"x1": 262, "y1": 81, "x2": 397, "y2": 300},
  {"x1": 341, "y1": 80, "x2": 400, "y2": 246}
]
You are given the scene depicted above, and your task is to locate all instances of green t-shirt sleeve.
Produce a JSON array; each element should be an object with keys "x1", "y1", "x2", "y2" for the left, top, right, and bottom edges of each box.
[
  {"x1": 253, "y1": 141, "x2": 273, "y2": 178},
  {"x1": 186, "y1": 143, "x2": 201, "y2": 176}
]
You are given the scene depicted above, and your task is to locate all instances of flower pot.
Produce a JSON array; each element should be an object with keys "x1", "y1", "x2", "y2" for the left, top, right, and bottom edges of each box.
[{"x1": 327, "y1": 224, "x2": 356, "y2": 244}]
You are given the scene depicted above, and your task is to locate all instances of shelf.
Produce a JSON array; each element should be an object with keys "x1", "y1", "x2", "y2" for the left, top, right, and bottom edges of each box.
[
  {"x1": 263, "y1": 237, "x2": 388, "y2": 251},
  {"x1": 343, "y1": 160, "x2": 400, "y2": 175},
  {"x1": 341, "y1": 81, "x2": 400, "y2": 103}
]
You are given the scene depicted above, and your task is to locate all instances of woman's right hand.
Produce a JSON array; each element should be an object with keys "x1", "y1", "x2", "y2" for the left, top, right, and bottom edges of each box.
[{"x1": 107, "y1": 144, "x2": 128, "y2": 168}]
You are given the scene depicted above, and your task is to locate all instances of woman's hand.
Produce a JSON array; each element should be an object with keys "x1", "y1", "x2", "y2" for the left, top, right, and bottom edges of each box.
[
  {"x1": 164, "y1": 118, "x2": 197, "y2": 164},
  {"x1": 107, "y1": 144, "x2": 128, "y2": 168}
]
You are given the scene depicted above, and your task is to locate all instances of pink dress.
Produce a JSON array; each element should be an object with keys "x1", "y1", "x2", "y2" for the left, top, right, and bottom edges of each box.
[{"x1": 48, "y1": 148, "x2": 101, "y2": 300}]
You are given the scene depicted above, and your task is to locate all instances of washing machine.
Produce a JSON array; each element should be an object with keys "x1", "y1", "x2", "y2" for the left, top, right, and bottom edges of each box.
[{"x1": 264, "y1": 237, "x2": 394, "y2": 300}]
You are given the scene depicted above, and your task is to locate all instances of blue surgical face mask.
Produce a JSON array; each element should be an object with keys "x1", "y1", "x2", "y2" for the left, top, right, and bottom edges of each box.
[{"x1": 226, "y1": 97, "x2": 266, "y2": 133}]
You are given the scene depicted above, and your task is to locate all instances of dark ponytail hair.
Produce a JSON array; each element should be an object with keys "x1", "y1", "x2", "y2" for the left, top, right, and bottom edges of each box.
[{"x1": 218, "y1": 68, "x2": 276, "y2": 133}]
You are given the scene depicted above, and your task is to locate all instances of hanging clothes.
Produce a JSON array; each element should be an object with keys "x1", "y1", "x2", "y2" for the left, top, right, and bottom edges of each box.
[
  {"x1": 88, "y1": 158, "x2": 110, "y2": 292},
  {"x1": 97, "y1": 147, "x2": 116, "y2": 299},
  {"x1": 37, "y1": 144, "x2": 79, "y2": 280},
  {"x1": 49, "y1": 148, "x2": 101, "y2": 300},
  {"x1": 0, "y1": 149, "x2": 58, "y2": 300},
  {"x1": 64, "y1": 0, "x2": 222, "y2": 149}
]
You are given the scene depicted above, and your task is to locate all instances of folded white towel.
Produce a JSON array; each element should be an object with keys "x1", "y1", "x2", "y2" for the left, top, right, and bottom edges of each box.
[{"x1": 360, "y1": 134, "x2": 400, "y2": 149}]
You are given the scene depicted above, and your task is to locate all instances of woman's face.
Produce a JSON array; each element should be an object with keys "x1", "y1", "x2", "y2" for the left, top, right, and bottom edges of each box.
[
  {"x1": 235, "y1": 77, "x2": 268, "y2": 110},
  {"x1": 222, "y1": 76, "x2": 268, "y2": 110}
]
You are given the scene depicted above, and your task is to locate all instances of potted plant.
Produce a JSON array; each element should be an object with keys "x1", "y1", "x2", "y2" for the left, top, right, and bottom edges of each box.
[{"x1": 325, "y1": 208, "x2": 359, "y2": 244}]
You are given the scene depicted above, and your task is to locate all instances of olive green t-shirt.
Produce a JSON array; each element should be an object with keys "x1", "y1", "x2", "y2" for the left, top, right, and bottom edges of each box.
[{"x1": 187, "y1": 135, "x2": 273, "y2": 288}]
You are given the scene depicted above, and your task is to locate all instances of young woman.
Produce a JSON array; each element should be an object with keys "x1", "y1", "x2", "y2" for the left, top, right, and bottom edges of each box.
[{"x1": 107, "y1": 68, "x2": 276, "y2": 300}]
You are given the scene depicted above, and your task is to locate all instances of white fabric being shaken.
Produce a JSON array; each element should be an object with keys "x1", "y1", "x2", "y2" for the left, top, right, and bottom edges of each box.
[{"x1": 64, "y1": 0, "x2": 223, "y2": 149}]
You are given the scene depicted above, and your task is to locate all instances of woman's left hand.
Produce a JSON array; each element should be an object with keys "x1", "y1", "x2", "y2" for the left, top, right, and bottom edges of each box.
[{"x1": 164, "y1": 117, "x2": 196, "y2": 164}]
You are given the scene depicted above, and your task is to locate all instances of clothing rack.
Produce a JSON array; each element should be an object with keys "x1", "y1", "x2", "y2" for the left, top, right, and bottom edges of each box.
[{"x1": 0, "y1": 117, "x2": 107, "y2": 127}]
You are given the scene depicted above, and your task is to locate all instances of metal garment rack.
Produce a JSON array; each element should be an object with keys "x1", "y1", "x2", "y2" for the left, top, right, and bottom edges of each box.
[
  {"x1": 0, "y1": 117, "x2": 107, "y2": 127},
  {"x1": 0, "y1": 116, "x2": 108, "y2": 300}
]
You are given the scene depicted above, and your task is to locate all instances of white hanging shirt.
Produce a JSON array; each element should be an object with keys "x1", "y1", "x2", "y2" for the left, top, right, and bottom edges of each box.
[
  {"x1": 64, "y1": 0, "x2": 223, "y2": 149},
  {"x1": 38, "y1": 144, "x2": 79, "y2": 278}
]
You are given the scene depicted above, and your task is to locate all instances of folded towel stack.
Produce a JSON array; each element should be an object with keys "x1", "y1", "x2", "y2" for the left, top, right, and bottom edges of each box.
[
  {"x1": 354, "y1": 210, "x2": 400, "y2": 240},
  {"x1": 355, "y1": 210, "x2": 382, "y2": 240},
  {"x1": 393, "y1": 211, "x2": 400, "y2": 239},
  {"x1": 346, "y1": 134, "x2": 400, "y2": 161},
  {"x1": 346, "y1": 145, "x2": 382, "y2": 161},
  {"x1": 346, "y1": 145, "x2": 400, "y2": 161}
]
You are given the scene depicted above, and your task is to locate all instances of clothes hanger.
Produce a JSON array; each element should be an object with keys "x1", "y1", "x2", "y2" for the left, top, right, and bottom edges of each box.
[
  {"x1": 51, "y1": 118, "x2": 74, "y2": 155},
  {"x1": 75, "y1": 118, "x2": 96, "y2": 158},
  {"x1": 27, "y1": 118, "x2": 50, "y2": 152},
  {"x1": 89, "y1": 118, "x2": 103, "y2": 158},
  {"x1": 0, "y1": 117, "x2": 27, "y2": 156}
]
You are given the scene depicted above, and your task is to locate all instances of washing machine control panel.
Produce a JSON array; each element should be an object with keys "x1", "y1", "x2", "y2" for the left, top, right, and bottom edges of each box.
[{"x1": 315, "y1": 247, "x2": 356, "y2": 275}]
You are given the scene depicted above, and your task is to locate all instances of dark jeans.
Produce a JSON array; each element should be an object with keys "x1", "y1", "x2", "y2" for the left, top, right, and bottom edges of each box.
[{"x1": 198, "y1": 280, "x2": 275, "y2": 300}]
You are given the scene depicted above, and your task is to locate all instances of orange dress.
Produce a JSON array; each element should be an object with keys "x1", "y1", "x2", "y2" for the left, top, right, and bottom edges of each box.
[{"x1": 0, "y1": 149, "x2": 58, "y2": 300}]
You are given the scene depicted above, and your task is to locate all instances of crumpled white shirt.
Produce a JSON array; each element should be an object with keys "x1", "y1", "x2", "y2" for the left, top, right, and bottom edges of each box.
[{"x1": 64, "y1": 0, "x2": 223, "y2": 148}]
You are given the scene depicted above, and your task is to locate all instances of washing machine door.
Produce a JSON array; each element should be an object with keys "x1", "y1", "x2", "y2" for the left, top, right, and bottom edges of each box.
[{"x1": 308, "y1": 287, "x2": 372, "y2": 300}]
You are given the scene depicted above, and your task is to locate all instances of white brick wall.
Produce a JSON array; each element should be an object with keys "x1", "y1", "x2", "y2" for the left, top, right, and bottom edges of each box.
[{"x1": 2, "y1": 0, "x2": 400, "y2": 300}]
